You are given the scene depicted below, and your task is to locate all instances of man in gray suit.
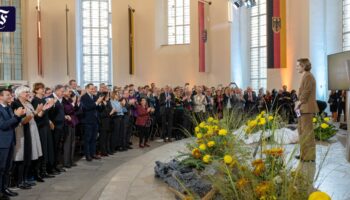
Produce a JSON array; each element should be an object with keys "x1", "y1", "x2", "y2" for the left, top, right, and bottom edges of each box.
[{"x1": 0, "y1": 88, "x2": 25, "y2": 200}]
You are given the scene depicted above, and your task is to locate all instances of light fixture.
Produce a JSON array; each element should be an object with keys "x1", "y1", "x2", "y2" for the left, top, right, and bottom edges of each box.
[
  {"x1": 233, "y1": 0, "x2": 256, "y2": 9},
  {"x1": 244, "y1": 0, "x2": 256, "y2": 8},
  {"x1": 233, "y1": 0, "x2": 244, "y2": 8}
]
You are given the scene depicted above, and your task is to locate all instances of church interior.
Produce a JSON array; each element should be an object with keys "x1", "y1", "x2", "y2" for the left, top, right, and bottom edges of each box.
[{"x1": 0, "y1": 0, "x2": 350, "y2": 200}]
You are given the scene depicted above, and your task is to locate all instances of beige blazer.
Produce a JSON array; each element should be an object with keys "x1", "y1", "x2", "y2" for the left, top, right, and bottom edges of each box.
[{"x1": 298, "y1": 71, "x2": 319, "y2": 114}]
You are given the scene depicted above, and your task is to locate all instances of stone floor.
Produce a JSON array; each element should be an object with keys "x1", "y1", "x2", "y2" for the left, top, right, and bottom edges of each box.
[
  {"x1": 11, "y1": 127, "x2": 350, "y2": 200},
  {"x1": 11, "y1": 138, "x2": 165, "y2": 200}
]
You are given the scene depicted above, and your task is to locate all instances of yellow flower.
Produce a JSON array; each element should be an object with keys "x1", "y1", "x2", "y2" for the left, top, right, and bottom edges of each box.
[
  {"x1": 202, "y1": 154, "x2": 211, "y2": 163},
  {"x1": 308, "y1": 191, "x2": 331, "y2": 200},
  {"x1": 260, "y1": 111, "x2": 266, "y2": 115},
  {"x1": 248, "y1": 120, "x2": 258, "y2": 128},
  {"x1": 213, "y1": 125, "x2": 219, "y2": 131},
  {"x1": 199, "y1": 144, "x2": 206, "y2": 151},
  {"x1": 313, "y1": 118, "x2": 317, "y2": 123},
  {"x1": 207, "y1": 117, "x2": 214, "y2": 122},
  {"x1": 224, "y1": 155, "x2": 233, "y2": 164},
  {"x1": 268, "y1": 116, "x2": 274, "y2": 121},
  {"x1": 258, "y1": 118, "x2": 266, "y2": 126},
  {"x1": 213, "y1": 119, "x2": 219, "y2": 124},
  {"x1": 196, "y1": 133, "x2": 203, "y2": 139},
  {"x1": 199, "y1": 122, "x2": 206, "y2": 128},
  {"x1": 195, "y1": 126, "x2": 200, "y2": 133},
  {"x1": 324, "y1": 117, "x2": 330, "y2": 122},
  {"x1": 191, "y1": 148, "x2": 201, "y2": 159},
  {"x1": 207, "y1": 141, "x2": 215, "y2": 147},
  {"x1": 321, "y1": 123, "x2": 329, "y2": 129},
  {"x1": 218, "y1": 129, "x2": 228, "y2": 136}
]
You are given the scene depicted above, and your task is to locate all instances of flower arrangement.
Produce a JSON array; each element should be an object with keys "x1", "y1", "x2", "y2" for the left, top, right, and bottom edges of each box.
[
  {"x1": 313, "y1": 115, "x2": 337, "y2": 141},
  {"x1": 244, "y1": 111, "x2": 279, "y2": 135},
  {"x1": 171, "y1": 115, "x2": 331, "y2": 200}
]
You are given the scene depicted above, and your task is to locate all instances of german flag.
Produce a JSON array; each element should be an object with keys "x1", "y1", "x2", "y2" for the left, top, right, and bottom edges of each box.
[
  {"x1": 128, "y1": 7, "x2": 135, "y2": 75},
  {"x1": 267, "y1": 0, "x2": 286, "y2": 68}
]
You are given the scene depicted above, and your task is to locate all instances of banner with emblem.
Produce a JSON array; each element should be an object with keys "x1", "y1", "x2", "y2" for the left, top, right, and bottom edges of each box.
[{"x1": 267, "y1": 0, "x2": 286, "y2": 68}]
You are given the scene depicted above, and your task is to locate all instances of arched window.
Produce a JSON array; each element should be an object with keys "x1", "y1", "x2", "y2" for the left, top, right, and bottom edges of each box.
[
  {"x1": 343, "y1": 0, "x2": 350, "y2": 50},
  {"x1": 167, "y1": 0, "x2": 190, "y2": 45},
  {"x1": 250, "y1": 0, "x2": 267, "y2": 91},
  {"x1": 77, "y1": 0, "x2": 112, "y2": 86}
]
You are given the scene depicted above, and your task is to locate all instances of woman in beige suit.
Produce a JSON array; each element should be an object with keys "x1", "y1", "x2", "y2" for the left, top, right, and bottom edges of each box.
[{"x1": 294, "y1": 58, "x2": 319, "y2": 162}]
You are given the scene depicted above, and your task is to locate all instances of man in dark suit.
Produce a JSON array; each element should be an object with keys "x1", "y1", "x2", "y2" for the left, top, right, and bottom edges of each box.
[
  {"x1": 159, "y1": 86, "x2": 175, "y2": 142},
  {"x1": 243, "y1": 87, "x2": 258, "y2": 113},
  {"x1": 48, "y1": 85, "x2": 66, "y2": 173},
  {"x1": 0, "y1": 89, "x2": 25, "y2": 200},
  {"x1": 80, "y1": 83, "x2": 104, "y2": 161}
]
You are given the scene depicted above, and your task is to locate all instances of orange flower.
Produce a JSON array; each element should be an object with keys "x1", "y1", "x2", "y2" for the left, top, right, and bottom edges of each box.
[
  {"x1": 252, "y1": 159, "x2": 265, "y2": 176},
  {"x1": 255, "y1": 182, "x2": 271, "y2": 197},
  {"x1": 263, "y1": 148, "x2": 284, "y2": 157},
  {"x1": 236, "y1": 178, "x2": 249, "y2": 190},
  {"x1": 191, "y1": 148, "x2": 201, "y2": 159}
]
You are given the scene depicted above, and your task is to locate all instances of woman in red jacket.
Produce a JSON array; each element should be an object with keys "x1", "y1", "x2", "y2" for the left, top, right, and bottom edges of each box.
[{"x1": 135, "y1": 97, "x2": 154, "y2": 148}]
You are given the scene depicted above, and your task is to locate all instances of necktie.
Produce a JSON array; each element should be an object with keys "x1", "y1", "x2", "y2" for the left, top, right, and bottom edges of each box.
[{"x1": 4, "y1": 106, "x2": 11, "y2": 116}]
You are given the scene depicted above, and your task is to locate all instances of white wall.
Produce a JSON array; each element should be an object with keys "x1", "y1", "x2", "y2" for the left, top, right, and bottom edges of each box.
[
  {"x1": 22, "y1": 0, "x2": 231, "y2": 88},
  {"x1": 20, "y1": 0, "x2": 343, "y2": 92},
  {"x1": 23, "y1": 0, "x2": 76, "y2": 87},
  {"x1": 112, "y1": 0, "x2": 232, "y2": 87}
]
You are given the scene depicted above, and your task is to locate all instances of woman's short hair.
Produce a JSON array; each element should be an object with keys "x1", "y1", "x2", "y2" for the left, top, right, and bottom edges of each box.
[
  {"x1": 33, "y1": 82, "x2": 45, "y2": 93},
  {"x1": 297, "y1": 58, "x2": 312, "y2": 71},
  {"x1": 15, "y1": 85, "x2": 30, "y2": 98}
]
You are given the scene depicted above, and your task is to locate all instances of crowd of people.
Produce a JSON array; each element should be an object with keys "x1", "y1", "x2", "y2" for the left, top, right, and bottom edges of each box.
[{"x1": 0, "y1": 79, "x2": 338, "y2": 200}]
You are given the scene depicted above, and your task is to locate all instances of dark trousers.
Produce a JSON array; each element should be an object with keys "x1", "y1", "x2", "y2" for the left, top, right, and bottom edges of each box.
[
  {"x1": 63, "y1": 126, "x2": 76, "y2": 167},
  {"x1": 161, "y1": 108, "x2": 174, "y2": 139},
  {"x1": 183, "y1": 111, "x2": 193, "y2": 135},
  {"x1": 111, "y1": 116, "x2": 123, "y2": 150},
  {"x1": 84, "y1": 123, "x2": 98, "y2": 157},
  {"x1": 53, "y1": 127, "x2": 64, "y2": 168},
  {"x1": 38, "y1": 125, "x2": 54, "y2": 173},
  {"x1": 173, "y1": 109, "x2": 184, "y2": 140},
  {"x1": 137, "y1": 125, "x2": 150, "y2": 145},
  {"x1": 99, "y1": 128, "x2": 110, "y2": 154},
  {"x1": 0, "y1": 145, "x2": 13, "y2": 191},
  {"x1": 338, "y1": 102, "x2": 346, "y2": 122},
  {"x1": 123, "y1": 115, "x2": 133, "y2": 146}
]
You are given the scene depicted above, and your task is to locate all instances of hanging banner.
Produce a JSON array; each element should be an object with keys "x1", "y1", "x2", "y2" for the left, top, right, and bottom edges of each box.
[
  {"x1": 128, "y1": 7, "x2": 135, "y2": 75},
  {"x1": 37, "y1": 0, "x2": 43, "y2": 76},
  {"x1": 267, "y1": 0, "x2": 286, "y2": 68}
]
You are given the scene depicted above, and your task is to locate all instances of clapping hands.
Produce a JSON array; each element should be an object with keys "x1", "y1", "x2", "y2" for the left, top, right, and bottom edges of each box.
[{"x1": 14, "y1": 107, "x2": 26, "y2": 117}]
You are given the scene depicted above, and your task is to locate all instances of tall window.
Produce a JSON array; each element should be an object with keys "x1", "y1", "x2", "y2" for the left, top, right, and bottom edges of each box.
[
  {"x1": 343, "y1": 0, "x2": 350, "y2": 51},
  {"x1": 0, "y1": 0, "x2": 22, "y2": 80},
  {"x1": 79, "y1": 0, "x2": 112, "y2": 86},
  {"x1": 250, "y1": 0, "x2": 267, "y2": 91},
  {"x1": 167, "y1": 0, "x2": 190, "y2": 45}
]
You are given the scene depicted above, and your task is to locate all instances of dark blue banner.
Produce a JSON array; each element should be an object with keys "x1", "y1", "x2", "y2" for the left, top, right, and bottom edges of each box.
[{"x1": 0, "y1": 6, "x2": 16, "y2": 32}]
